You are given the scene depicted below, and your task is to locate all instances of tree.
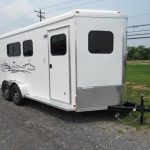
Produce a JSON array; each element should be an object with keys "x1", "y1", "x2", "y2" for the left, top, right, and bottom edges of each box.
[{"x1": 127, "y1": 46, "x2": 150, "y2": 60}]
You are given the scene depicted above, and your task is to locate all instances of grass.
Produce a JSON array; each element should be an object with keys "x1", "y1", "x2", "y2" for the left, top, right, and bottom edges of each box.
[{"x1": 125, "y1": 60, "x2": 150, "y2": 128}]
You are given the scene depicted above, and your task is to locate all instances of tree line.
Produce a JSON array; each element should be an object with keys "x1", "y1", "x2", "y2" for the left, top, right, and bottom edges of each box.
[{"x1": 127, "y1": 46, "x2": 150, "y2": 60}]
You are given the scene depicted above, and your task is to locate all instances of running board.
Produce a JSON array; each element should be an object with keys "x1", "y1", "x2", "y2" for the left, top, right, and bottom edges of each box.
[{"x1": 25, "y1": 95, "x2": 76, "y2": 111}]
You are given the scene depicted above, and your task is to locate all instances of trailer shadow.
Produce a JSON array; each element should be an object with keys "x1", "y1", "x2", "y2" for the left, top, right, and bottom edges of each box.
[{"x1": 24, "y1": 98, "x2": 118, "y2": 124}]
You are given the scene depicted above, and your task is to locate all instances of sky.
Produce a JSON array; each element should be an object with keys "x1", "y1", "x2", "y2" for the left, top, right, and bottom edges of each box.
[{"x1": 0, "y1": 0, "x2": 150, "y2": 47}]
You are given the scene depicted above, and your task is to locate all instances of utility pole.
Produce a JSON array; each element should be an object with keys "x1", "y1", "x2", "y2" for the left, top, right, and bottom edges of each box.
[{"x1": 34, "y1": 9, "x2": 45, "y2": 22}]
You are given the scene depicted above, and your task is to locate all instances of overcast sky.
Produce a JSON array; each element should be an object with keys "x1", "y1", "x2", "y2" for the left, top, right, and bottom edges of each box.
[{"x1": 0, "y1": 0, "x2": 150, "y2": 47}]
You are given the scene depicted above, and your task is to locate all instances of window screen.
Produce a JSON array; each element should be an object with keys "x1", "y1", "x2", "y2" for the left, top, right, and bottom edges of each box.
[
  {"x1": 23, "y1": 40, "x2": 33, "y2": 56},
  {"x1": 88, "y1": 31, "x2": 113, "y2": 54},
  {"x1": 7, "y1": 42, "x2": 21, "y2": 57},
  {"x1": 51, "y1": 34, "x2": 67, "y2": 56}
]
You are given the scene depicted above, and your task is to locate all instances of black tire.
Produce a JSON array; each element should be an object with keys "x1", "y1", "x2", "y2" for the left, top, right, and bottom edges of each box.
[
  {"x1": 2, "y1": 82, "x2": 12, "y2": 101},
  {"x1": 11, "y1": 84, "x2": 24, "y2": 106}
]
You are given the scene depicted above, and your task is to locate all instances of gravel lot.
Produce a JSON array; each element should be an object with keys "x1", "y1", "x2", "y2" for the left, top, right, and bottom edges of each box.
[{"x1": 0, "y1": 94, "x2": 150, "y2": 150}]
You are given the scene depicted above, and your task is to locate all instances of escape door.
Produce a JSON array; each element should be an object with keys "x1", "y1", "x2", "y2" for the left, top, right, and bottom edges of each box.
[{"x1": 48, "y1": 27, "x2": 70, "y2": 103}]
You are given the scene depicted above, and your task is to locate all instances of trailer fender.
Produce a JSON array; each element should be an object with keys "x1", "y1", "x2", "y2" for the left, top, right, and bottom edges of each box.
[{"x1": 8, "y1": 81, "x2": 29, "y2": 97}]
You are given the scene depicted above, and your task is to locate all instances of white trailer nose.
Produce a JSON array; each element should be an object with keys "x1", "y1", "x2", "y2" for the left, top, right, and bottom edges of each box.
[{"x1": 75, "y1": 16, "x2": 127, "y2": 111}]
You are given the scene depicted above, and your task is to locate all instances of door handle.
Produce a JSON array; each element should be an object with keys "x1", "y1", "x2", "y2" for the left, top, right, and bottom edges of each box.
[{"x1": 49, "y1": 64, "x2": 52, "y2": 68}]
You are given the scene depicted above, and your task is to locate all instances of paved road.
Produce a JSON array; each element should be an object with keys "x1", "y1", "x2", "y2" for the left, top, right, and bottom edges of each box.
[{"x1": 0, "y1": 95, "x2": 150, "y2": 150}]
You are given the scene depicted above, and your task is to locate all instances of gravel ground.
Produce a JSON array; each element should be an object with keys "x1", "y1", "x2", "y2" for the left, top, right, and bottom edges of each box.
[{"x1": 0, "y1": 94, "x2": 150, "y2": 150}]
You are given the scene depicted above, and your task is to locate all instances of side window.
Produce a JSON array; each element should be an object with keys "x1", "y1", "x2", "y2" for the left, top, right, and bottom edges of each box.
[
  {"x1": 7, "y1": 42, "x2": 21, "y2": 57},
  {"x1": 50, "y1": 34, "x2": 67, "y2": 56},
  {"x1": 88, "y1": 31, "x2": 113, "y2": 54},
  {"x1": 23, "y1": 40, "x2": 33, "y2": 57}
]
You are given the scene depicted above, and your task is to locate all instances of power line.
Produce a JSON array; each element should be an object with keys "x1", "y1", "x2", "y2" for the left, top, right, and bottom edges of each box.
[
  {"x1": 128, "y1": 24, "x2": 150, "y2": 29},
  {"x1": 41, "y1": 0, "x2": 81, "y2": 10},
  {"x1": 128, "y1": 29, "x2": 150, "y2": 33},
  {"x1": 1, "y1": 0, "x2": 78, "y2": 28},
  {"x1": 46, "y1": 0, "x2": 103, "y2": 14},
  {"x1": 0, "y1": 18, "x2": 37, "y2": 34},
  {"x1": 128, "y1": 33, "x2": 150, "y2": 37},
  {"x1": 1, "y1": 0, "x2": 103, "y2": 34},
  {"x1": 0, "y1": 0, "x2": 74, "y2": 32},
  {"x1": 128, "y1": 36, "x2": 150, "y2": 40},
  {"x1": 0, "y1": 9, "x2": 35, "y2": 31},
  {"x1": 42, "y1": 0, "x2": 102, "y2": 10},
  {"x1": 34, "y1": 9, "x2": 45, "y2": 22}
]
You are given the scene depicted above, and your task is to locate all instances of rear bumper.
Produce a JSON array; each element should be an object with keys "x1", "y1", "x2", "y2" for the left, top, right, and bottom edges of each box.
[{"x1": 76, "y1": 85, "x2": 124, "y2": 112}]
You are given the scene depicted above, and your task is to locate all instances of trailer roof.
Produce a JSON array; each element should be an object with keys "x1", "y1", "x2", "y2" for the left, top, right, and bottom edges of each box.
[{"x1": 0, "y1": 9, "x2": 127, "y2": 39}]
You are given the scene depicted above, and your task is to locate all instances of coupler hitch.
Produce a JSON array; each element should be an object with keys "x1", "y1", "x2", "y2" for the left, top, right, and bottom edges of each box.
[{"x1": 108, "y1": 93, "x2": 150, "y2": 124}]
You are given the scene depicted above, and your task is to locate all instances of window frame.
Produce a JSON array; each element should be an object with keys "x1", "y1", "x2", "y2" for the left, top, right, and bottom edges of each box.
[
  {"x1": 88, "y1": 30, "x2": 114, "y2": 54},
  {"x1": 50, "y1": 33, "x2": 67, "y2": 56},
  {"x1": 7, "y1": 42, "x2": 21, "y2": 57},
  {"x1": 23, "y1": 40, "x2": 33, "y2": 57}
]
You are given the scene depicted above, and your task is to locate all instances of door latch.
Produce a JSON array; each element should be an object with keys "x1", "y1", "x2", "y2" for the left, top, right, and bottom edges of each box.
[{"x1": 49, "y1": 64, "x2": 52, "y2": 68}]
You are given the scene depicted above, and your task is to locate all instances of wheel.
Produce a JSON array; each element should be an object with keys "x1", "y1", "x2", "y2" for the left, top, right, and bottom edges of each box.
[
  {"x1": 2, "y1": 82, "x2": 12, "y2": 101},
  {"x1": 11, "y1": 84, "x2": 24, "y2": 105}
]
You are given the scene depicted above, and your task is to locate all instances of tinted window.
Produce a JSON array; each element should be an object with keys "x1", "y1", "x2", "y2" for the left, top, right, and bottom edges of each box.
[
  {"x1": 23, "y1": 40, "x2": 33, "y2": 56},
  {"x1": 7, "y1": 42, "x2": 21, "y2": 57},
  {"x1": 51, "y1": 34, "x2": 66, "y2": 56},
  {"x1": 88, "y1": 31, "x2": 113, "y2": 54}
]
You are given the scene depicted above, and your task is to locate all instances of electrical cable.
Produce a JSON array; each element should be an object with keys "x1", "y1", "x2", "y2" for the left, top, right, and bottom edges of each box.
[
  {"x1": 128, "y1": 29, "x2": 150, "y2": 33},
  {"x1": 1, "y1": 18, "x2": 37, "y2": 34},
  {"x1": 46, "y1": 0, "x2": 103, "y2": 13},
  {"x1": 0, "y1": 0, "x2": 83, "y2": 33},
  {"x1": 115, "y1": 113, "x2": 141, "y2": 125},
  {"x1": 41, "y1": 0, "x2": 83, "y2": 10},
  {"x1": 128, "y1": 36, "x2": 150, "y2": 40},
  {"x1": 1, "y1": 0, "x2": 103, "y2": 33},
  {"x1": 128, "y1": 24, "x2": 150, "y2": 29},
  {"x1": 128, "y1": 33, "x2": 150, "y2": 37}
]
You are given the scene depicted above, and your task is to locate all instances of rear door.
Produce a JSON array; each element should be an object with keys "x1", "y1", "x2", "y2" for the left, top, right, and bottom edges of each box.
[{"x1": 48, "y1": 27, "x2": 70, "y2": 103}]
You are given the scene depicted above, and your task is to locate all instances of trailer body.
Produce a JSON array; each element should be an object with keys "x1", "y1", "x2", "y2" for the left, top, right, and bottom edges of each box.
[{"x1": 0, "y1": 10, "x2": 127, "y2": 111}]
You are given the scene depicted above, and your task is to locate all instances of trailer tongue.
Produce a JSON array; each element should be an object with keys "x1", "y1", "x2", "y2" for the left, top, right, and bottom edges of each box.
[{"x1": 109, "y1": 93, "x2": 150, "y2": 124}]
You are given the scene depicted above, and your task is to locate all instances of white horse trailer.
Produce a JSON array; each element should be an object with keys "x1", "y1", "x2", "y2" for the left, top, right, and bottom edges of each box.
[{"x1": 0, "y1": 10, "x2": 127, "y2": 112}]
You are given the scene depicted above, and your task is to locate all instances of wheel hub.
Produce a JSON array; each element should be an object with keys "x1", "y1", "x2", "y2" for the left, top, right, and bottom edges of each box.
[{"x1": 13, "y1": 93, "x2": 19, "y2": 101}]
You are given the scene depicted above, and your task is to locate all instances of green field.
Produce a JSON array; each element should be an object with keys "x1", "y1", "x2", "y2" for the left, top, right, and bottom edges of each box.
[{"x1": 126, "y1": 61, "x2": 150, "y2": 128}]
